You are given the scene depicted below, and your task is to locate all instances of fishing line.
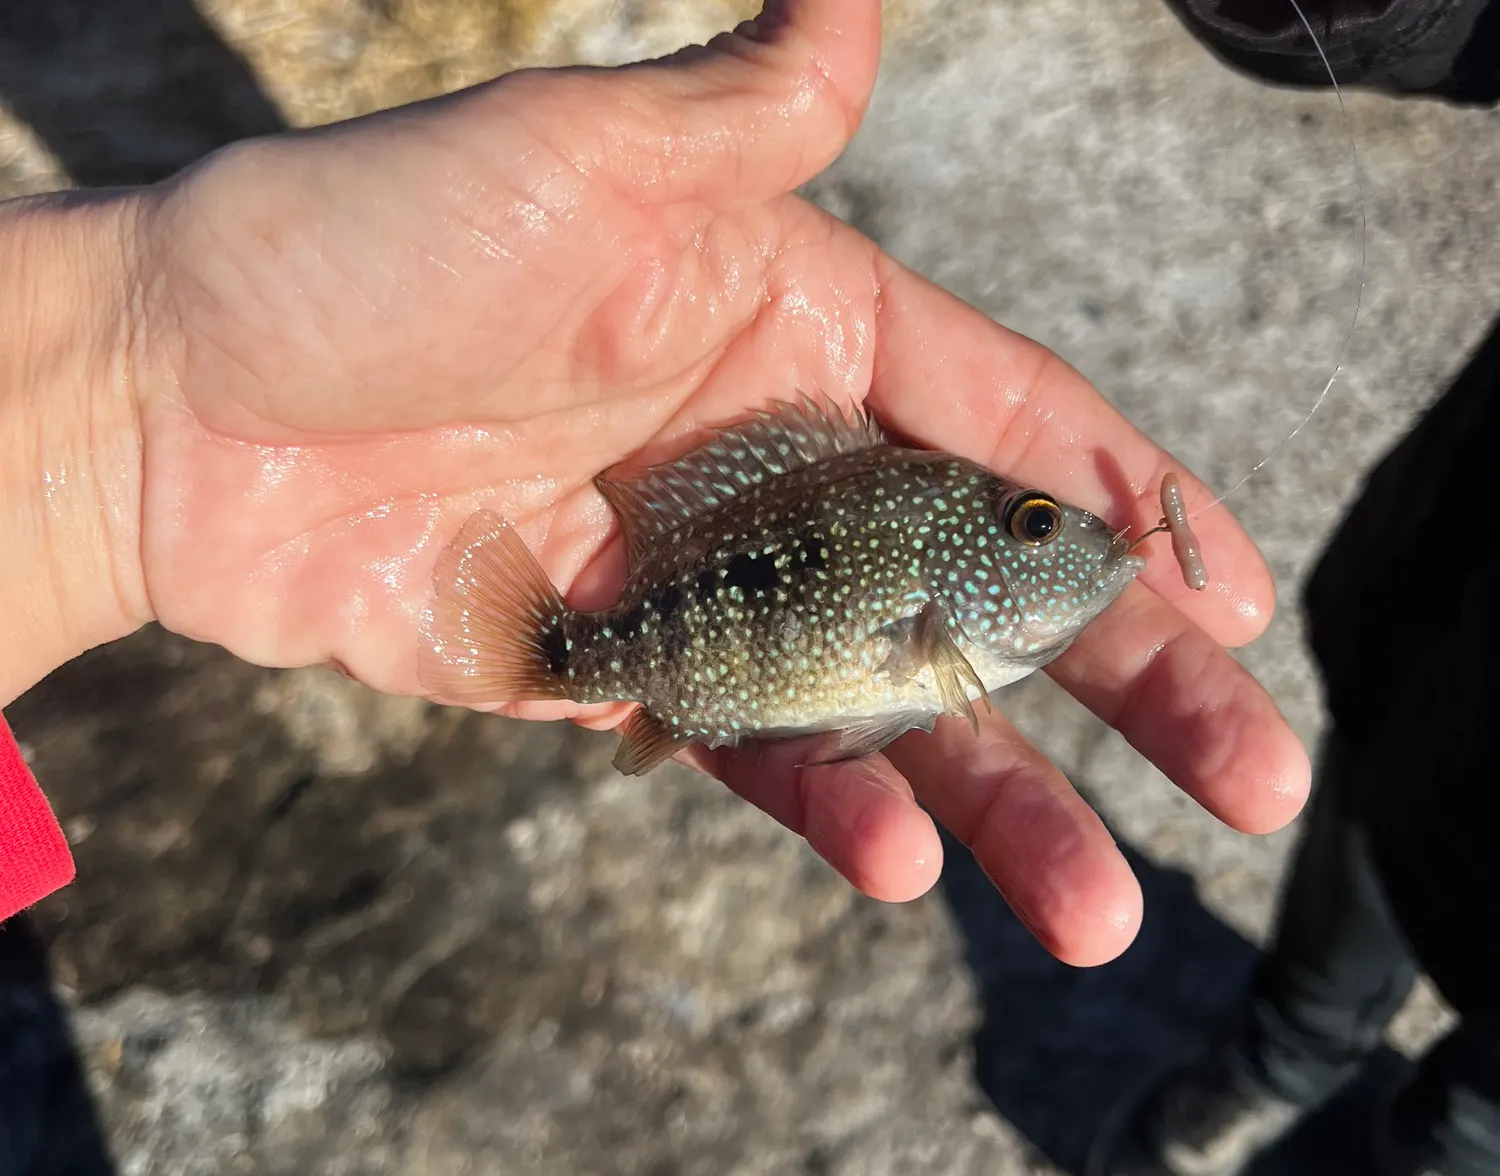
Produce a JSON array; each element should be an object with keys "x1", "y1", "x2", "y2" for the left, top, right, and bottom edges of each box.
[
  {"x1": 1185, "y1": 0, "x2": 1368, "y2": 522},
  {"x1": 1130, "y1": 0, "x2": 1368, "y2": 585}
]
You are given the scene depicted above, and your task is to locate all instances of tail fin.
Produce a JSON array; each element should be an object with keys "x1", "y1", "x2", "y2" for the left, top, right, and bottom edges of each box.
[{"x1": 418, "y1": 509, "x2": 575, "y2": 705}]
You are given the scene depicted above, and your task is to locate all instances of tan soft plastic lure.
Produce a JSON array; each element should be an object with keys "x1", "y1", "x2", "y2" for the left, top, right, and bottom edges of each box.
[
  {"x1": 1160, "y1": 473, "x2": 1207, "y2": 590},
  {"x1": 1128, "y1": 473, "x2": 1207, "y2": 590}
]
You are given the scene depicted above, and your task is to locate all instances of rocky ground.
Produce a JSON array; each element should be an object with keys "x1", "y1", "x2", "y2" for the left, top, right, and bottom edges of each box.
[{"x1": 3, "y1": 1, "x2": 1498, "y2": 1173}]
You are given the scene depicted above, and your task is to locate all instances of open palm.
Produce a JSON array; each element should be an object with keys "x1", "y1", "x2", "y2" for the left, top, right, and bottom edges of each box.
[{"x1": 126, "y1": 0, "x2": 1308, "y2": 965}]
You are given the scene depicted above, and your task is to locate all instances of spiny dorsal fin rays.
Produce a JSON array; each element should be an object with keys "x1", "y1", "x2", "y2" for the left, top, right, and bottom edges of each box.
[{"x1": 594, "y1": 393, "x2": 885, "y2": 570}]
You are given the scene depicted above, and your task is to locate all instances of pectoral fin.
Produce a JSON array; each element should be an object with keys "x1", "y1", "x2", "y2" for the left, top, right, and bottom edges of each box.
[{"x1": 915, "y1": 601, "x2": 989, "y2": 734}]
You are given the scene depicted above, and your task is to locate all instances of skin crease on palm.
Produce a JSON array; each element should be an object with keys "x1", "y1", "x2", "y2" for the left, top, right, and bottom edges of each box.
[{"x1": 33, "y1": 0, "x2": 1308, "y2": 966}]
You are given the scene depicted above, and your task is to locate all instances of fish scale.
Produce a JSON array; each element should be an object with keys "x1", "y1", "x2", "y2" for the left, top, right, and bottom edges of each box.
[{"x1": 419, "y1": 396, "x2": 1144, "y2": 775}]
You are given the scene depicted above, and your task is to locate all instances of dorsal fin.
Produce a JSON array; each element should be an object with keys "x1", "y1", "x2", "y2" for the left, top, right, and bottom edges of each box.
[{"x1": 594, "y1": 393, "x2": 886, "y2": 568}]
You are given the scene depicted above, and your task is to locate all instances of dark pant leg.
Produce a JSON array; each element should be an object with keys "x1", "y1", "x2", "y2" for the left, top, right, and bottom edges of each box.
[
  {"x1": 1236, "y1": 729, "x2": 1421, "y2": 1106},
  {"x1": 1386, "y1": 1026, "x2": 1500, "y2": 1176}
]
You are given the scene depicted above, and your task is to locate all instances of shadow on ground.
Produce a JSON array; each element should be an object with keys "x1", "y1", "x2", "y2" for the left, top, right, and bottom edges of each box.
[
  {"x1": 938, "y1": 822, "x2": 1411, "y2": 1175},
  {"x1": 0, "y1": 0, "x2": 285, "y2": 185},
  {"x1": 938, "y1": 820, "x2": 1257, "y2": 1172}
]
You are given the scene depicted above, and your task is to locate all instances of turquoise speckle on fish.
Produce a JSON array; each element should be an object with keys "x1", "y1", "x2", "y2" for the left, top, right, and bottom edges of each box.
[{"x1": 418, "y1": 396, "x2": 1144, "y2": 775}]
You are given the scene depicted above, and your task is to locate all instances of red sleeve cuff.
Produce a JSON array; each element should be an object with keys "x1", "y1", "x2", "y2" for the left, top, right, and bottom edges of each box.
[{"x1": 0, "y1": 715, "x2": 74, "y2": 922}]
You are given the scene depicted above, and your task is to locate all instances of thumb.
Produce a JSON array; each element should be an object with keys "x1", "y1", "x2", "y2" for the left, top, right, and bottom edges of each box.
[{"x1": 518, "y1": 0, "x2": 882, "y2": 208}]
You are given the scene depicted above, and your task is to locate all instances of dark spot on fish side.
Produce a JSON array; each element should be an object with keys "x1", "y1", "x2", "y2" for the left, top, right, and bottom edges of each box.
[
  {"x1": 697, "y1": 569, "x2": 720, "y2": 598},
  {"x1": 795, "y1": 532, "x2": 828, "y2": 571},
  {"x1": 724, "y1": 550, "x2": 780, "y2": 595},
  {"x1": 649, "y1": 582, "x2": 684, "y2": 621},
  {"x1": 541, "y1": 625, "x2": 569, "y2": 674},
  {"x1": 616, "y1": 602, "x2": 648, "y2": 638}
]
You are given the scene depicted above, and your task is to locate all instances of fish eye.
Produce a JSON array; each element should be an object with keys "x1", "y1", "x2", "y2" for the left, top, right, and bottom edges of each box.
[{"x1": 1006, "y1": 493, "x2": 1063, "y2": 546}]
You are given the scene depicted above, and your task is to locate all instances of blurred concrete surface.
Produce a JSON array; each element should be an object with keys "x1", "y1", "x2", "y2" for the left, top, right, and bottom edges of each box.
[{"x1": 3, "y1": 0, "x2": 1498, "y2": 1173}]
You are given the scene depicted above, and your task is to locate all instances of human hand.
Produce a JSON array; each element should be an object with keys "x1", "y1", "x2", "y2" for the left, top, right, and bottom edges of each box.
[{"x1": 6, "y1": 0, "x2": 1308, "y2": 965}]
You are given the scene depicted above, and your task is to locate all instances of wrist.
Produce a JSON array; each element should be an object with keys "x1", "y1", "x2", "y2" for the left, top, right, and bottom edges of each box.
[{"x1": 0, "y1": 190, "x2": 152, "y2": 706}]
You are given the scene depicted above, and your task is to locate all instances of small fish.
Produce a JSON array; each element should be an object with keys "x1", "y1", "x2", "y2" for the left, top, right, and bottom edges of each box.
[{"x1": 419, "y1": 396, "x2": 1144, "y2": 776}]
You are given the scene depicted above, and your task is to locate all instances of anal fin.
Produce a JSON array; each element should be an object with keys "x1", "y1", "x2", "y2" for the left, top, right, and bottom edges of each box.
[{"x1": 612, "y1": 707, "x2": 688, "y2": 776}]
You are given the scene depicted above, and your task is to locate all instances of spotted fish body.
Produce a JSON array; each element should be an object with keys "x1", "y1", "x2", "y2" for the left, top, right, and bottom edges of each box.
[{"x1": 420, "y1": 397, "x2": 1144, "y2": 775}]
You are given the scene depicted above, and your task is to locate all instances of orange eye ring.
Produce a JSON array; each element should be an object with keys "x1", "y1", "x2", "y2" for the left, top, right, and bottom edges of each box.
[{"x1": 1006, "y1": 493, "x2": 1063, "y2": 546}]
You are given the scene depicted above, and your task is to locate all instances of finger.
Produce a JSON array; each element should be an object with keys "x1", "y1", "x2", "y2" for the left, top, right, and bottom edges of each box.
[
  {"x1": 688, "y1": 739, "x2": 943, "y2": 903},
  {"x1": 864, "y1": 255, "x2": 1275, "y2": 648},
  {"x1": 1048, "y1": 581, "x2": 1312, "y2": 834},
  {"x1": 524, "y1": 0, "x2": 882, "y2": 208},
  {"x1": 886, "y1": 713, "x2": 1143, "y2": 967}
]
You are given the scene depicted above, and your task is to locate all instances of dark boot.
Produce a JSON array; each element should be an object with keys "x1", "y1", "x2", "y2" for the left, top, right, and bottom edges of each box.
[
  {"x1": 1369, "y1": 1029, "x2": 1500, "y2": 1176},
  {"x1": 1086, "y1": 1034, "x2": 1305, "y2": 1176}
]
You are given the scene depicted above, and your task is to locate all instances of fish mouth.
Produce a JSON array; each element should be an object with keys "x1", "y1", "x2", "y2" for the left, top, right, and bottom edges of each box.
[{"x1": 1096, "y1": 533, "x2": 1148, "y2": 599}]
